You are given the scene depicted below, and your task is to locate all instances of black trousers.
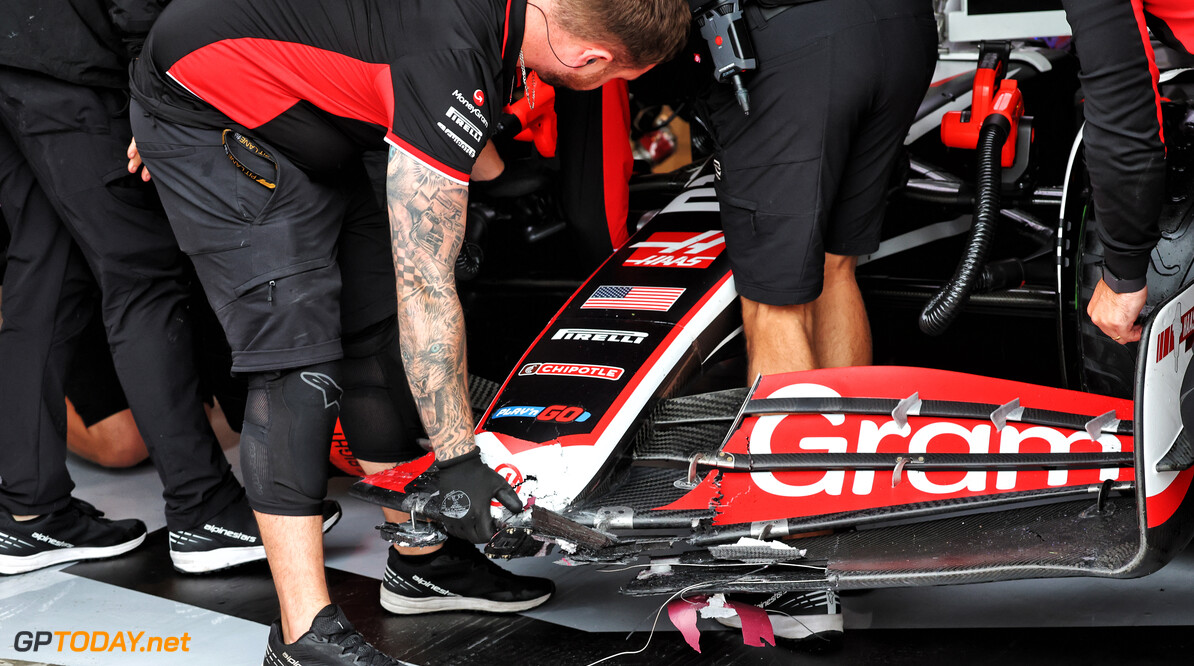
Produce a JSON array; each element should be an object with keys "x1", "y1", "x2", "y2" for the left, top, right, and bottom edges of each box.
[{"x1": 0, "y1": 67, "x2": 242, "y2": 530}]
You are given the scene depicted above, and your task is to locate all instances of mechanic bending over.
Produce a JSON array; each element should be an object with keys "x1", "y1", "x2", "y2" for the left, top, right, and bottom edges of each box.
[
  {"x1": 700, "y1": 0, "x2": 937, "y2": 376},
  {"x1": 1060, "y1": 0, "x2": 1192, "y2": 346},
  {"x1": 127, "y1": 0, "x2": 691, "y2": 663}
]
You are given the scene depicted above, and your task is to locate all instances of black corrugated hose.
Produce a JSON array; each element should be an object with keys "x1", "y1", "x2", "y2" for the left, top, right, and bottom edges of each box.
[{"x1": 919, "y1": 114, "x2": 1012, "y2": 335}]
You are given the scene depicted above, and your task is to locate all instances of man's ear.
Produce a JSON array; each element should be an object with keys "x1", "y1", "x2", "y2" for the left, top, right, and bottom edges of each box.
[{"x1": 575, "y1": 46, "x2": 613, "y2": 67}]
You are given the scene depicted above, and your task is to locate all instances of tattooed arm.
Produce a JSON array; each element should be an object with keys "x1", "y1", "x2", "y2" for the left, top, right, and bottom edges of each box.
[{"x1": 386, "y1": 146, "x2": 475, "y2": 461}]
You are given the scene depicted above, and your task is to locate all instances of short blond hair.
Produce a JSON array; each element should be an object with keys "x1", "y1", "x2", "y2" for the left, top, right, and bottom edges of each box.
[{"x1": 554, "y1": 0, "x2": 691, "y2": 68}]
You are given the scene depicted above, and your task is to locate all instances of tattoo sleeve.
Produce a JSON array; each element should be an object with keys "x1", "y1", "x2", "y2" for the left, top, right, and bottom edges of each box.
[{"x1": 386, "y1": 146, "x2": 475, "y2": 461}]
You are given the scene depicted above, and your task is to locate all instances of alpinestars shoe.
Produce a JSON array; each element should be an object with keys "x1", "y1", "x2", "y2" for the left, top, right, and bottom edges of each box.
[
  {"x1": 380, "y1": 536, "x2": 554, "y2": 614},
  {"x1": 263, "y1": 604, "x2": 415, "y2": 666},
  {"x1": 0, "y1": 498, "x2": 147, "y2": 575},
  {"x1": 717, "y1": 590, "x2": 844, "y2": 644},
  {"x1": 170, "y1": 496, "x2": 342, "y2": 574}
]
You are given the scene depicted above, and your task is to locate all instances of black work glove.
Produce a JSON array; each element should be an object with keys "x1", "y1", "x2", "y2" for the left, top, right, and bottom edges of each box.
[{"x1": 428, "y1": 450, "x2": 523, "y2": 543}]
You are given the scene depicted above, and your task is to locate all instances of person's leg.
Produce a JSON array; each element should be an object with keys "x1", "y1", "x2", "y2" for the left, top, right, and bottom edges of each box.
[
  {"x1": 340, "y1": 321, "x2": 432, "y2": 553},
  {"x1": 64, "y1": 308, "x2": 148, "y2": 468},
  {"x1": 134, "y1": 108, "x2": 350, "y2": 632},
  {"x1": 66, "y1": 402, "x2": 148, "y2": 468},
  {"x1": 741, "y1": 297, "x2": 817, "y2": 378},
  {"x1": 239, "y1": 364, "x2": 342, "y2": 640},
  {"x1": 705, "y1": 5, "x2": 846, "y2": 380},
  {"x1": 2, "y1": 71, "x2": 243, "y2": 531},
  {"x1": 0, "y1": 77, "x2": 147, "y2": 575},
  {"x1": 811, "y1": 253, "x2": 870, "y2": 368},
  {"x1": 818, "y1": 1, "x2": 937, "y2": 368},
  {"x1": 0, "y1": 114, "x2": 93, "y2": 516},
  {"x1": 335, "y1": 177, "x2": 430, "y2": 550},
  {"x1": 256, "y1": 512, "x2": 327, "y2": 640},
  {"x1": 335, "y1": 175, "x2": 552, "y2": 613}
]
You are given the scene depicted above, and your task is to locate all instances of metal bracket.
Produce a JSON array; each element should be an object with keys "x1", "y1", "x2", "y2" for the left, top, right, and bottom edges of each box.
[
  {"x1": 716, "y1": 373, "x2": 764, "y2": 452},
  {"x1": 990, "y1": 398, "x2": 1024, "y2": 430},
  {"x1": 892, "y1": 456, "x2": 912, "y2": 488},
  {"x1": 594, "y1": 506, "x2": 635, "y2": 531},
  {"x1": 377, "y1": 519, "x2": 448, "y2": 548},
  {"x1": 675, "y1": 453, "x2": 704, "y2": 489},
  {"x1": 1096, "y1": 478, "x2": 1113, "y2": 514},
  {"x1": 892, "y1": 392, "x2": 922, "y2": 429},
  {"x1": 749, "y1": 519, "x2": 786, "y2": 540},
  {"x1": 1085, "y1": 410, "x2": 1120, "y2": 441}
]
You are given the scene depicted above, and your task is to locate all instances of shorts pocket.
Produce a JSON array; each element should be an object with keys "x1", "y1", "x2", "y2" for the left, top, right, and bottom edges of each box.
[
  {"x1": 717, "y1": 192, "x2": 757, "y2": 234},
  {"x1": 101, "y1": 166, "x2": 158, "y2": 212},
  {"x1": 717, "y1": 191, "x2": 822, "y2": 300},
  {"x1": 233, "y1": 258, "x2": 334, "y2": 298},
  {"x1": 135, "y1": 141, "x2": 252, "y2": 256},
  {"x1": 223, "y1": 130, "x2": 280, "y2": 222},
  {"x1": 219, "y1": 261, "x2": 342, "y2": 361}
]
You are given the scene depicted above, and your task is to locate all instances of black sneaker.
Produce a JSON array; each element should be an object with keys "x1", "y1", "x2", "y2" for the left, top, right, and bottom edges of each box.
[
  {"x1": 380, "y1": 536, "x2": 554, "y2": 614},
  {"x1": 170, "y1": 496, "x2": 342, "y2": 573},
  {"x1": 263, "y1": 603, "x2": 415, "y2": 666},
  {"x1": 0, "y1": 498, "x2": 147, "y2": 575},
  {"x1": 717, "y1": 590, "x2": 843, "y2": 645}
]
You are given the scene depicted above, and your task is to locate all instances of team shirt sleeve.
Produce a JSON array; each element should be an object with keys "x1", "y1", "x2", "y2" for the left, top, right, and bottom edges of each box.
[{"x1": 386, "y1": 49, "x2": 498, "y2": 184}]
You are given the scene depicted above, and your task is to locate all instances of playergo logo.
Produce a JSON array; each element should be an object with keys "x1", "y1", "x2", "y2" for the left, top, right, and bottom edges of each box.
[
  {"x1": 519, "y1": 362, "x2": 624, "y2": 381},
  {"x1": 492, "y1": 405, "x2": 592, "y2": 422},
  {"x1": 623, "y1": 230, "x2": 726, "y2": 269},
  {"x1": 552, "y1": 328, "x2": 647, "y2": 344}
]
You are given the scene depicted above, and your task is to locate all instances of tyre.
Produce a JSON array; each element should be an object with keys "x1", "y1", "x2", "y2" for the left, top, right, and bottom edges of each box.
[{"x1": 1075, "y1": 101, "x2": 1194, "y2": 397}]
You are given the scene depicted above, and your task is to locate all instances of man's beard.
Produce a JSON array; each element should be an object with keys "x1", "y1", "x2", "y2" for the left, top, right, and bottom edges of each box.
[{"x1": 535, "y1": 66, "x2": 605, "y2": 91}]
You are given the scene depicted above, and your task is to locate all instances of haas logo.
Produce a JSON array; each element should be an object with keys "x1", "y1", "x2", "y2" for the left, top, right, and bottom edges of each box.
[
  {"x1": 493, "y1": 463, "x2": 524, "y2": 509},
  {"x1": 496, "y1": 463, "x2": 523, "y2": 488},
  {"x1": 473, "y1": 89, "x2": 485, "y2": 106}
]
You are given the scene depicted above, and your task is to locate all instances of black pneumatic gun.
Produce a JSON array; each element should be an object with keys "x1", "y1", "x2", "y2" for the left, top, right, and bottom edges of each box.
[{"x1": 691, "y1": 0, "x2": 756, "y2": 114}]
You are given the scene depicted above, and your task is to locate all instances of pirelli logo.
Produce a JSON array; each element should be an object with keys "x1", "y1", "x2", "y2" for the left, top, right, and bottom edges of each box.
[
  {"x1": 552, "y1": 328, "x2": 647, "y2": 344},
  {"x1": 446, "y1": 107, "x2": 483, "y2": 143}
]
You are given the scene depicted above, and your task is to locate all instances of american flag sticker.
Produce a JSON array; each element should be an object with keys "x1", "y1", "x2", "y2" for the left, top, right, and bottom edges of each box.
[{"x1": 581, "y1": 285, "x2": 686, "y2": 312}]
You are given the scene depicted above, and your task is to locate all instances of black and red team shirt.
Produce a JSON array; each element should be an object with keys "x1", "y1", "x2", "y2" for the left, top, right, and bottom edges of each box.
[{"x1": 131, "y1": 0, "x2": 526, "y2": 183}]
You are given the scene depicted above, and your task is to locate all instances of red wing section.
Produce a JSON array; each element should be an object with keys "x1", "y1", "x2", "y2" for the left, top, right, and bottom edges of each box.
[{"x1": 707, "y1": 367, "x2": 1132, "y2": 526}]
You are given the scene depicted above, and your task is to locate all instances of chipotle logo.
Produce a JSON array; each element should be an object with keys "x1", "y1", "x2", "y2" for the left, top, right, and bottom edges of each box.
[{"x1": 518, "y1": 362, "x2": 624, "y2": 381}]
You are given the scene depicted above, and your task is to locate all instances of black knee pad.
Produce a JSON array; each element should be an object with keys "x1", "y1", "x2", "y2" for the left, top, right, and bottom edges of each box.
[
  {"x1": 240, "y1": 362, "x2": 342, "y2": 516},
  {"x1": 340, "y1": 316, "x2": 425, "y2": 463}
]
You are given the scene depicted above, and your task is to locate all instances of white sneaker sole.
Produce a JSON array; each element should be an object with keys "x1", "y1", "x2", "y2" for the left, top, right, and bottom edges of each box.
[
  {"x1": 320, "y1": 506, "x2": 342, "y2": 534},
  {"x1": 379, "y1": 583, "x2": 551, "y2": 614},
  {"x1": 0, "y1": 533, "x2": 147, "y2": 575},
  {"x1": 170, "y1": 544, "x2": 266, "y2": 573},
  {"x1": 717, "y1": 611, "x2": 844, "y2": 641},
  {"x1": 170, "y1": 506, "x2": 341, "y2": 574}
]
